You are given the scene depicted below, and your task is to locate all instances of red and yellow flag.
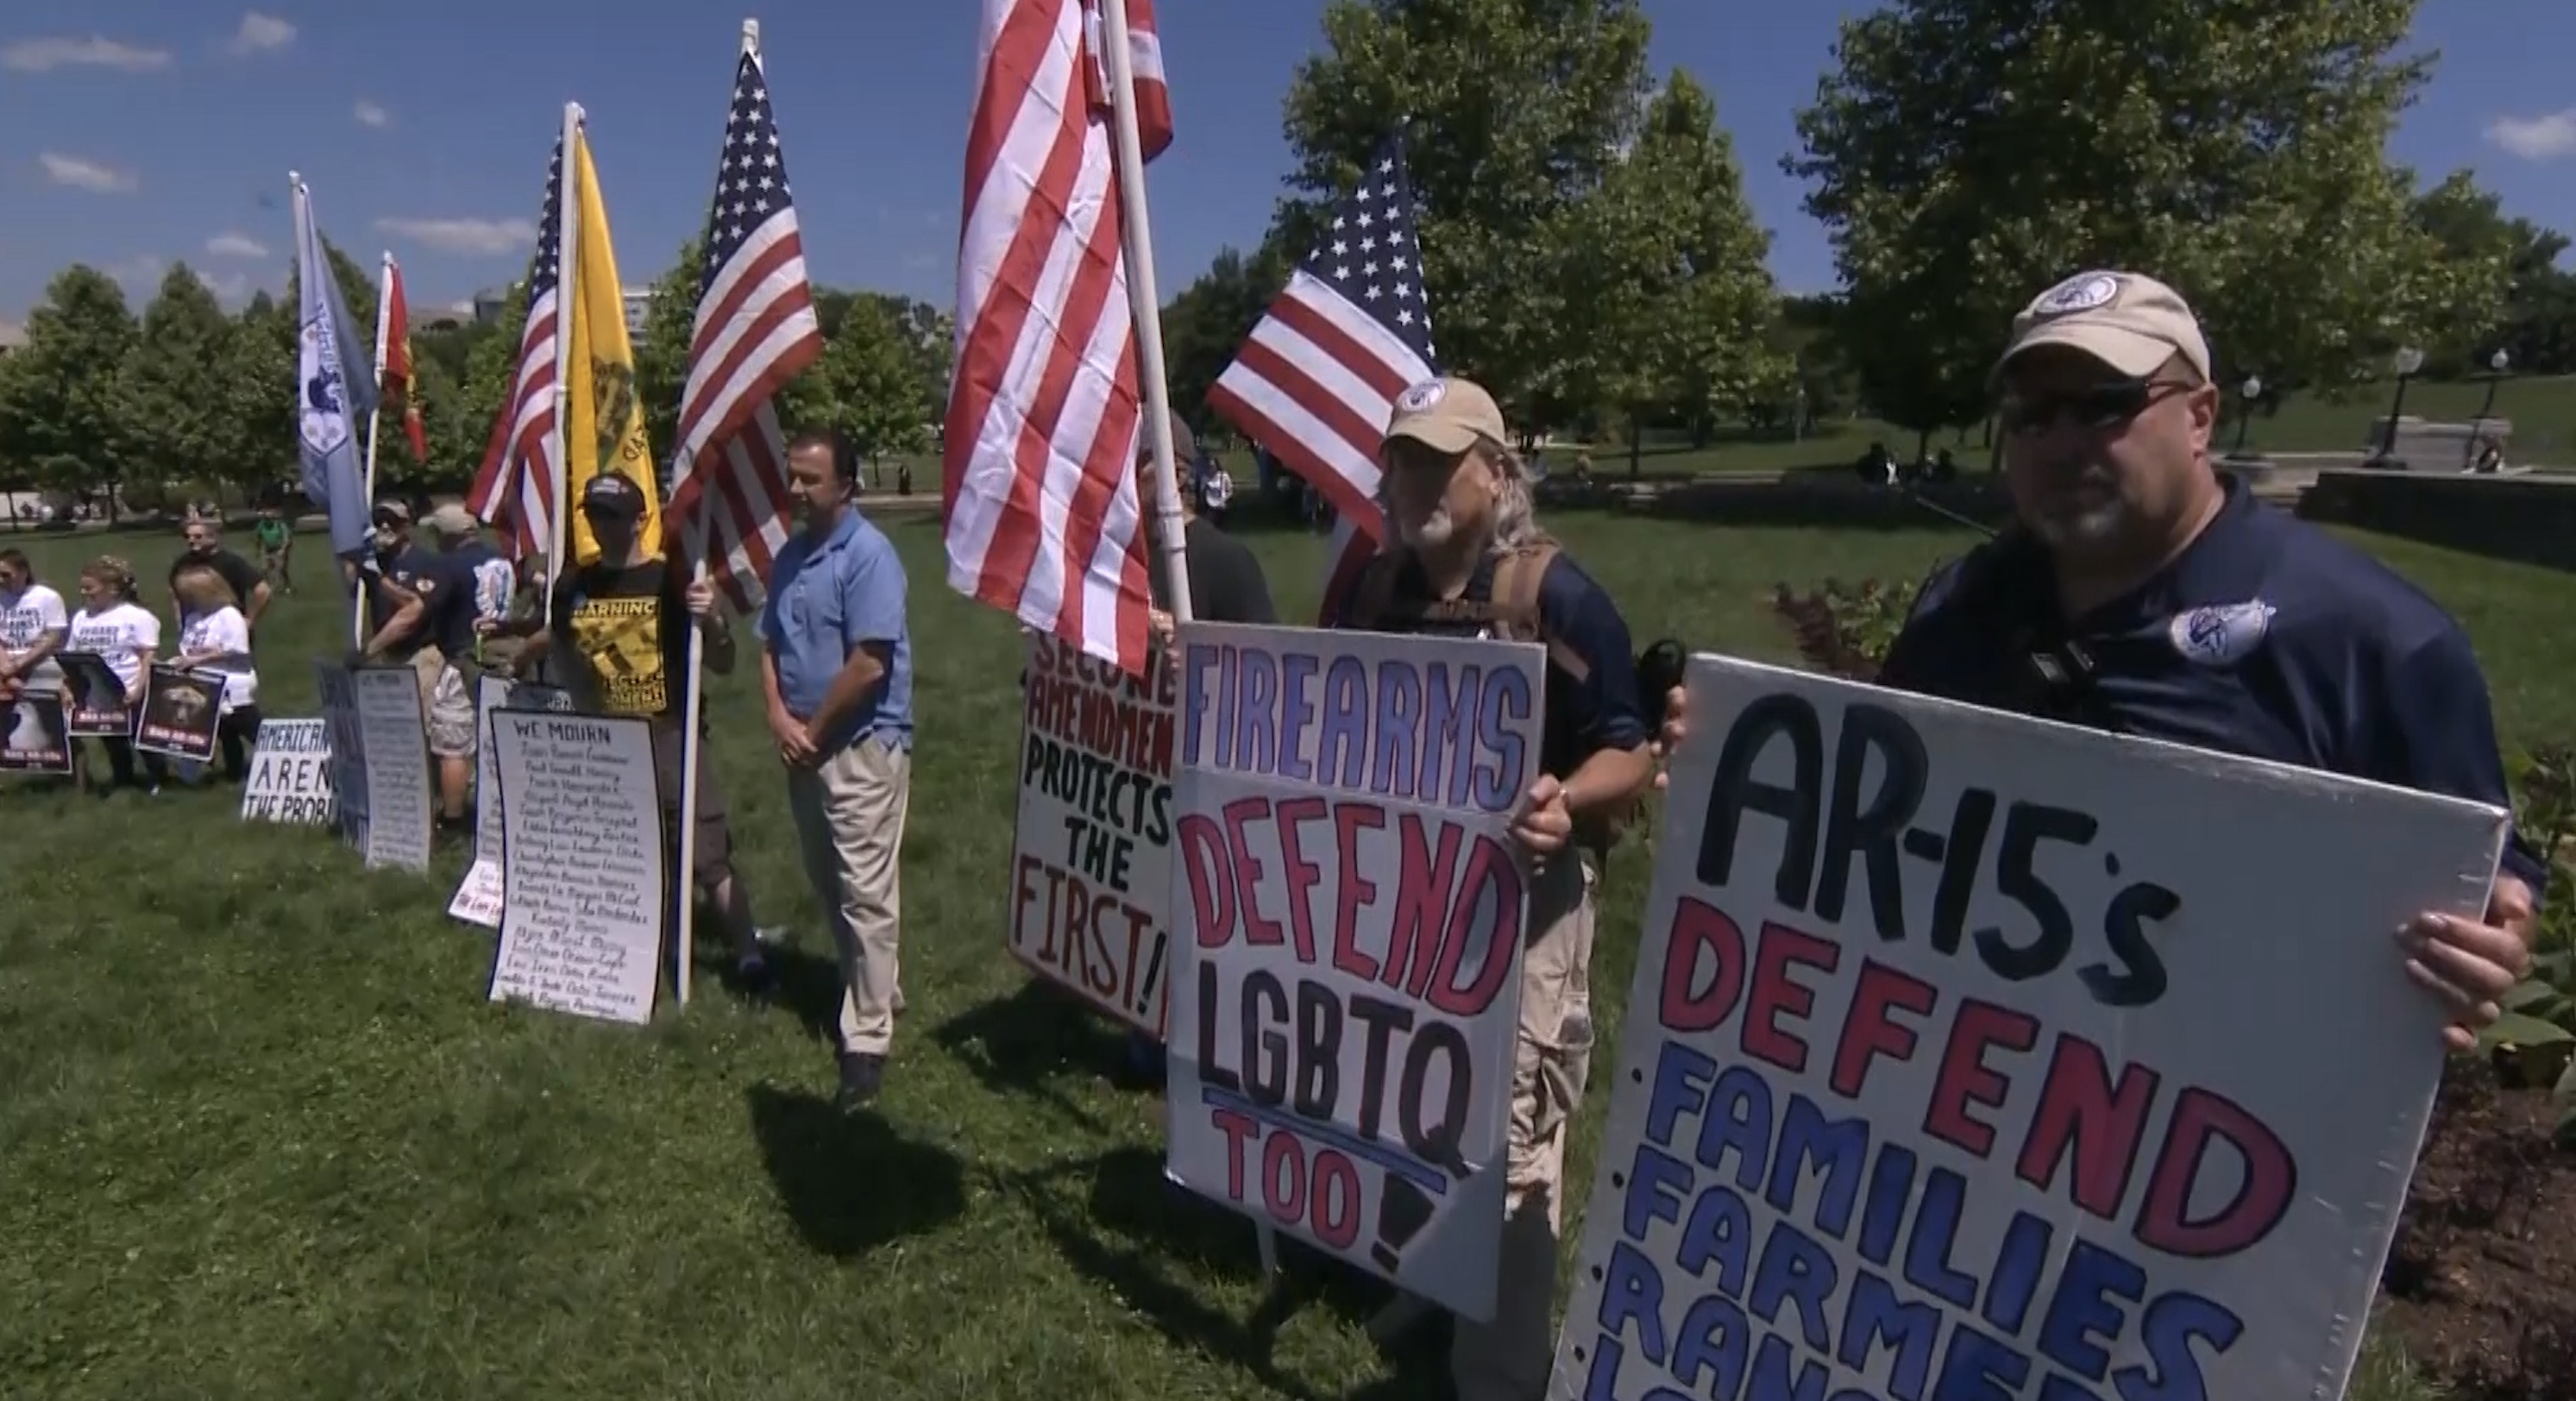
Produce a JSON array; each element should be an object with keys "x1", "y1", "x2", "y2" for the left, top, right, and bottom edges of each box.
[{"x1": 382, "y1": 259, "x2": 428, "y2": 462}]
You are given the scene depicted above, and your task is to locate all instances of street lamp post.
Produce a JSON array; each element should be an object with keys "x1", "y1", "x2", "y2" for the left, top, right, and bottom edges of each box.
[
  {"x1": 2232, "y1": 375, "x2": 2263, "y2": 457},
  {"x1": 2464, "y1": 349, "x2": 2510, "y2": 469},
  {"x1": 2378, "y1": 346, "x2": 2424, "y2": 466}
]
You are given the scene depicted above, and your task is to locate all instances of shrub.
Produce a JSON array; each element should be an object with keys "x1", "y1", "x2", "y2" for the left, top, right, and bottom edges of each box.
[{"x1": 1769, "y1": 577, "x2": 1919, "y2": 682}]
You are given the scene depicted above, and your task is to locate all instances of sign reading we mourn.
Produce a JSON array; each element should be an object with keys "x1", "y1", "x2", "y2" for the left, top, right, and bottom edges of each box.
[
  {"x1": 1548, "y1": 656, "x2": 2512, "y2": 1401},
  {"x1": 487, "y1": 710, "x2": 665, "y2": 1026},
  {"x1": 1167, "y1": 622, "x2": 1544, "y2": 1322},
  {"x1": 449, "y1": 674, "x2": 573, "y2": 926},
  {"x1": 238, "y1": 718, "x2": 333, "y2": 824},
  {"x1": 1011, "y1": 631, "x2": 1178, "y2": 1033}
]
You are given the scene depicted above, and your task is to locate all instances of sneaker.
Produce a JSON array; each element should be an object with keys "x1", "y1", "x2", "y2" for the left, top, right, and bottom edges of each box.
[{"x1": 834, "y1": 1051, "x2": 885, "y2": 1111}]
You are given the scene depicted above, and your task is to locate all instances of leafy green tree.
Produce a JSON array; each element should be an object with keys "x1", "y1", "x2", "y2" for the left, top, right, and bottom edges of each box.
[
  {"x1": 634, "y1": 237, "x2": 706, "y2": 469},
  {"x1": 800, "y1": 295, "x2": 936, "y2": 462},
  {"x1": 0, "y1": 266, "x2": 139, "y2": 512},
  {"x1": 2409, "y1": 172, "x2": 2574, "y2": 376},
  {"x1": 1281, "y1": 0, "x2": 1655, "y2": 418},
  {"x1": 1793, "y1": 0, "x2": 2497, "y2": 425},
  {"x1": 118, "y1": 264, "x2": 244, "y2": 495},
  {"x1": 1161, "y1": 243, "x2": 1292, "y2": 437}
]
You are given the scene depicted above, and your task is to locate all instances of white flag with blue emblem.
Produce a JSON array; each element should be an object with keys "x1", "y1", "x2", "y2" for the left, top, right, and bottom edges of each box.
[{"x1": 291, "y1": 174, "x2": 379, "y2": 559}]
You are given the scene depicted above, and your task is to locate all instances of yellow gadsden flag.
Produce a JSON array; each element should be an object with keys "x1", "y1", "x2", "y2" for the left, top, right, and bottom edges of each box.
[{"x1": 562, "y1": 123, "x2": 661, "y2": 565}]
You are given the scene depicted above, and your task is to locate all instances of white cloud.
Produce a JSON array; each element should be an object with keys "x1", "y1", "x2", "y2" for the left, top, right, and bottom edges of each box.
[
  {"x1": 354, "y1": 100, "x2": 391, "y2": 129},
  {"x1": 0, "y1": 35, "x2": 173, "y2": 72},
  {"x1": 195, "y1": 268, "x2": 254, "y2": 305},
  {"x1": 104, "y1": 255, "x2": 166, "y2": 291},
  {"x1": 374, "y1": 216, "x2": 537, "y2": 256},
  {"x1": 206, "y1": 232, "x2": 269, "y2": 259},
  {"x1": 40, "y1": 153, "x2": 137, "y2": 193},
  {"x1": 223, "y1": 12, "x2": 296, "y2": 56},
  {"x1": 2485, "y1": 110, "x2": 2576, "y2": 161}
]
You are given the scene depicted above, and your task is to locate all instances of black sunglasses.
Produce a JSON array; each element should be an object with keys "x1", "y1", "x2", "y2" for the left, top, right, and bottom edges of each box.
[{"x1": 1999, "y1": 378, "x2": 2193, "y2": 437}]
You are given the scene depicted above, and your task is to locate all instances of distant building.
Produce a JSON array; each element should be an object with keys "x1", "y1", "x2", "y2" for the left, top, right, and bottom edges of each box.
[
  {"x1": 470, "y1": 286, "x2": 513, "y2": 326},
  {"x1": 622, "y1": 286, "x2": 653, "y2": 338},
  {"x1": 0, "y1": 319, "x2": 24, "y2": 356}
]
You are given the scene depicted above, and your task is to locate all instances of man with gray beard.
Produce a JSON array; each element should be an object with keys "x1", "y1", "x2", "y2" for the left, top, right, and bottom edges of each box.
[{"x1": 1330, "y1": 375, "x2": 1656, "y2": 1401}]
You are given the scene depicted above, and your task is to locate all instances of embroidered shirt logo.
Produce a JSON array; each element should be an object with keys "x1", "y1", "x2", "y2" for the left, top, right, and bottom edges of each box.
[{"x1": 2167, "y1": 601, "x2": 2275, "y2": 666}]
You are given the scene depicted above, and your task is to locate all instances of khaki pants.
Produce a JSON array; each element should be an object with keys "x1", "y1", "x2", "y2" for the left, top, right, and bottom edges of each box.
[
  {"x1": 1452, "y1": 854, "x2": 1597, "y2": 1401},
  {"x1": 787, "y1": 732, "x2": 911, "y2": 1057}
]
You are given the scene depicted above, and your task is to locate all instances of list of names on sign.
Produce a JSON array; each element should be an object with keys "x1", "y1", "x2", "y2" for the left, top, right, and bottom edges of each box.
[
  {"x1": 449, "y1": 675, "x2": 573, "y2": 926},
  {"x1": 487, "y1": 712, "x2": 665, "y2": 1026},
  {"x1": 352, "y1": 665, "x2": 434, "y2": 872}
]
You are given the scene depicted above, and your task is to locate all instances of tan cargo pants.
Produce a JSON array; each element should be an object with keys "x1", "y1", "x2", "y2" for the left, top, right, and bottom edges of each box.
[
  {"x1": 1452, "y1": 852, "x2": 1598, "y2": 1401},
  {"x1": 786, "y1": 731, "x2": 912, "y2": 1057}
]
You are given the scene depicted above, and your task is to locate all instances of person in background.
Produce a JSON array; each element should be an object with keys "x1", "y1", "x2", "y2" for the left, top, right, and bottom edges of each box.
[
  {"x1": 168, "y1": 516, "x2": 273, "y2": 638},
  {"x1": 254, "y1": 503, "x2": 295, "y2": 595},
  {"x1": 1655, "y1": 268, "x2": 2541, "y2": 1054},
  {"x1": 762, "y1": 430, "x2": 914, "y2": 1112},
  {"x1": 66, "y1": 556, "x2": 165, "y2": 795},
  {"x1": 424, "y1": 504, "x2": 517, "y2": 668},
  {"x1": 353, "y1": 499, "x2": 475, "y2": 839},
  {"x1": 1125, "y1": 412, "x2": 1276, "y2": 1089},
  {"x1": 170, "y1": 561, "x2": 261, "y2": 782},
  {"x1": 485, "y1": 474, "x2": 776, "y2": 996},
  {"x1": 0, "y1": 548, "x2": 70, "y2": 704},
  {"x1": 1331, "y1": 377, "x2": 1656, "y2": 1401}
]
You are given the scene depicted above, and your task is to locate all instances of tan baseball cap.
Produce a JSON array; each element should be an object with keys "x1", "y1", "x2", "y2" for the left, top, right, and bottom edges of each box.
[
  {"x1": 1995, "y1": 270, "x2": 2212, "y2": 385},
  {"x1": 1383, "y1": 376, "x2": 1509, "y2": 456}
]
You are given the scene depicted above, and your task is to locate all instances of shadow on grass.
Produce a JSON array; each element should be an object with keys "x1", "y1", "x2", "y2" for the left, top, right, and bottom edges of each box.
[
  {"x1": 751, "y1": 941, "x2": 857, "y2": 1046},
  {"x1": 1013, "y1": 1146, "x2": 1451, "y2": 1399},
  {"x1": 746, "y1": 1084, "x2": 967, "y2": 1260},
  {"x1": 929, "y1": 979, "x2": 1138, "y2": 1134}
]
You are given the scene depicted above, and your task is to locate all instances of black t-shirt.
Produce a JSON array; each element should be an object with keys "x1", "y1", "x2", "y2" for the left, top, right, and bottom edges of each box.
[
  {"x1": 358, "y1": 547, "x2": 449, "y2": 662},
  {"x1": 170, "y1": 547, "x2": 264, "y2": 608},
  {"x1": 1147, "y1": 516, "x2": 1277, "y2": 625},
  {"x1": 547, "y1": 557, "x2": 694, "y2": 720}
]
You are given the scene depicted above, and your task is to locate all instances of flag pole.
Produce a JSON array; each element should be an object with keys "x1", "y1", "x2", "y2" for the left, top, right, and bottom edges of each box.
[
  {"x1": 548, "y1": 102, "x2": 584, "y2": 594},
  {"x1": 293, "y1": 172, "x2": 361, "y2": 651},
  {"x1": 358, "y1": 250, "x2": 393, "y2": 649},
  {"x1": 668, "y1": 21, "x2": 762, "y2": 1010},
  {"x1": 1093, "y1": 0, "x2": 1269, "y2": 1283}
]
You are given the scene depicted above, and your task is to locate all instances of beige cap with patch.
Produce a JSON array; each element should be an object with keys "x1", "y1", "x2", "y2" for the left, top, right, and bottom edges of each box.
[
  {"x1": 1995, "y1": 270, "x2": 2212, "y2": 384},
  {"x1": 1383, "y1": 376, "x2": 1510, "y2": 456}
]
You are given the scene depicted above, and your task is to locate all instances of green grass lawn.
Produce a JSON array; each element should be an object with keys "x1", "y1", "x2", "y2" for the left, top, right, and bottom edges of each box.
[{"x1": 3, "y1": 512, "x2": 2565, "y2": 1399}]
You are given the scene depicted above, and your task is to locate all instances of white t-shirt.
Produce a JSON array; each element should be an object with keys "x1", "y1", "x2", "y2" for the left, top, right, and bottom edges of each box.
[
  {"x1": 179, "y1": 606, "x2": 257, "y2": 711},
  {"x1": 67, "y1": 602, "x2": 160, "y2": 693},
  {"x1": 1, "y1": 582, "x2": 67, "y2": 659}
]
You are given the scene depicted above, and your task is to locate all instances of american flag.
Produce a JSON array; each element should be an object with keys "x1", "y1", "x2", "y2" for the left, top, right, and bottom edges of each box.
[
  {"x1": 941, "y1": 0, "x2": 1173, "y2": 675},
  {"x1": 1206, "y1": 141, "x2": 1437, "y2": 624},
  {"x1": 466, "y1": 139, "x2": 567, "y2": 562},
  {"x1": 669, "y1": 48, "x2": 825, "y2": 613}
]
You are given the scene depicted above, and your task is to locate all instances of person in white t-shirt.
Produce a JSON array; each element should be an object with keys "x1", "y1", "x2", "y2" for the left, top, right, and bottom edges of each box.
[
  {"x1": 0, "y1": 547, "x2": 69, "y2": 703},
  {"x1": 66, "y1": 555, "x2": 165, "y2": 793},
  {"x1": 172, "y1": 559, "x2": 261, "y2": 781}
]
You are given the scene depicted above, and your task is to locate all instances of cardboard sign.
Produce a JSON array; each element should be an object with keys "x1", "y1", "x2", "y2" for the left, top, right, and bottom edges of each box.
[
  {"x1": 0, "y1": 690, "x2": 72, "y2": 773},
  {"x1": 352, "y1": 664, "x2": 435, "y2": 871},
  {"x1": 1008, "y1": 631, "x2": 1178, "y2": 1034},
  {"x1": 1547, "y1": 654, "x2": 2512, "y2": 1401},
  {"x1": 314, "y1": 662, "x2": 369, "y2": 853},
  {"x1": 487, "y1": 710, "x2": 666, "y2": 1026},
  {"x1": 449, "y1": 673, "x2": 574, "y2": 927},
  {"x1": 1166, "y1": 622, "x2": 1545, "y2": 1322},
  {"x1": 134, "y1": 664, "x2": 223, "y2": 762},
  {"x1": 57, "y1": 651, "x2": 129, "y2": 736},
  {"x1": 237, "y1": 717, "x2": 334, "y2": 824}
]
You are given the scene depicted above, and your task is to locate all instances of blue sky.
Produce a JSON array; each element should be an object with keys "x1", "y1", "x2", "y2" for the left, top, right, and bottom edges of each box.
[{"x1": 4, "y1": 2, "x2": 2574, "y2": 336}]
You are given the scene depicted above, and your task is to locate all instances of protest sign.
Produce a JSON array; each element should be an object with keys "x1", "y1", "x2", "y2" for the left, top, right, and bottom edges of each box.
[
  {"x1": 134, "y1": 664, "x2": 223, "y2": 763},
  {"x1": 486, "y1": 710, "x2": 665, "y2": 1026},
  {"x1": 1, "y1": 690, "x2": 72, "y2": 773},
  {"x1": 1009, "y1": 630, "x2": 1178, "y2": 1034},
  {"x1": 449, "y1": 673, "x2": 574, "y2": 926},
  {"x1": 353, "y1": 664, "x2": 435, "y2": 871},
  {"x1": 314, "y1": 662, "x2": 369, "y2": 852},
  {"x1": 57, "y1": 652, "x2": 129, "y2": 737},
  {"x1": 1547, "y1": 654, "x2": 2513, "y2": 1401},
  {"x1": 238, "y1": 718, "x2": 334, "y2": 824},
  {"x1": 1166, "y1": 622, "x2": 1545, "y2": 1322}
]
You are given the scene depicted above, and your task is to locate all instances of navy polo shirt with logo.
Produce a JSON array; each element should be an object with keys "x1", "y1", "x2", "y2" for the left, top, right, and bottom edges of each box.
[{"x1": 1879, "y1": 475, "x2": 2547, "y2": 893}]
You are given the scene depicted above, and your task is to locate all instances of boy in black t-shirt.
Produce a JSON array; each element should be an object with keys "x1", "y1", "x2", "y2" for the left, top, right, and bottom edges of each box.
[{"x1": 484, "y1": 473, "x2": 776, "y2": 994}]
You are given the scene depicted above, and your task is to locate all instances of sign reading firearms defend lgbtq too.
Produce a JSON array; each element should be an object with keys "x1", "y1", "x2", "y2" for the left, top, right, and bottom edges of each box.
[
  {"x1": 1546, "y1": 655, "x2": 2512, "y2": 1401},
  {"x1": 1167, "y1": 622, "x2": 1545, "y2": 1322},
  {"x1": 1009, "y1": 631, "x2": 1178, "y2": 1033}
]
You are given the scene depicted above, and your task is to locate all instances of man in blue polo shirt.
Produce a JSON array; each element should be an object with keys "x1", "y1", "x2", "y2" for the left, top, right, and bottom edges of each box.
[
  {"x1": 1659, "y1": 268, "x2": 2541, "y2": 1048},
  {"x1": 762, "y1": 429, "x2": 914, "y2": 1112}
]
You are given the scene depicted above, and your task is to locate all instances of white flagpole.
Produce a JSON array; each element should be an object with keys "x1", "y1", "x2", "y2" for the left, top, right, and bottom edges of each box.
[
  {"x1": 669, "y1": 21, "x2": 760, "y2": 1010},
  {"x1": 548, "y1": 102, "x2": 584, "y2": 595},
  {"x1": 1094, "y1": 0, "x2": 1268, "y2": 1284},
  {"x1": 358, "y1": 250, "x2": 393, "y2": 649}
]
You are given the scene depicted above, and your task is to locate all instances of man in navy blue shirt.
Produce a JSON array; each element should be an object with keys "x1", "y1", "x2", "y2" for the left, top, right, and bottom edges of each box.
[
  {"x1": 1660, "y1": 269, "x2": 2541, "y2": 1049},
  {"x1": 354, "y1": 499, "x2": 478, "y2": 838},
  {"x1": 1331, "y1": 375, "x2": 1656, "y2": 1401}
]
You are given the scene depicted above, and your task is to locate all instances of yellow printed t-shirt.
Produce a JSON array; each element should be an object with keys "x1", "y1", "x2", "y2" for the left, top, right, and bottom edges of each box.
[{"x1": 547, "y1": 558, "x2": 693, "y2": 720}]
